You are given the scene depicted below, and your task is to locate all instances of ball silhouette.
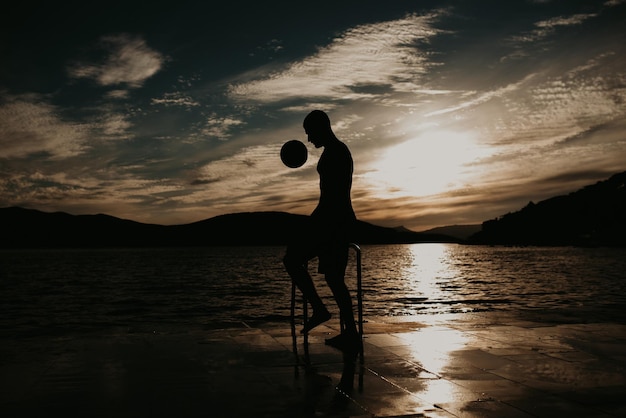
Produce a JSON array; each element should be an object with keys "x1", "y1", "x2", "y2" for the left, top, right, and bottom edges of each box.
[{"x1": 280, "y1": 140, "x2": 308, "y2": 168}]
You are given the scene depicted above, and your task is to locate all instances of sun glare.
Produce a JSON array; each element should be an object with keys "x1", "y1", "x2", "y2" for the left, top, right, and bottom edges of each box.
[
  {"x1": 363, "y1": 130, "x2": 488, "y2": 198},
  {"x1": 386, "y1": 244, "x2": 470, "y2": 404}
]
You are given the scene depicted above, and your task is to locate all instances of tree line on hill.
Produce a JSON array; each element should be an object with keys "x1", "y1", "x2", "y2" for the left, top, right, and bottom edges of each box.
[{"x1": 468, "y1": 171, "x2": 626, "y2": 247}]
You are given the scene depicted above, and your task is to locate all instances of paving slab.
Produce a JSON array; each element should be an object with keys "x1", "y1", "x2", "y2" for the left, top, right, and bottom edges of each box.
[{"x1": 1, "y1": 316, "x2": 625, "y2": 417}]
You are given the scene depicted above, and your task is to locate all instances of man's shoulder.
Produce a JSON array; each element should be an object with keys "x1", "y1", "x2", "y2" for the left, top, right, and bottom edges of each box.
[{"x1": 327, "y1": 139, "x2": 352, "y2": 156}]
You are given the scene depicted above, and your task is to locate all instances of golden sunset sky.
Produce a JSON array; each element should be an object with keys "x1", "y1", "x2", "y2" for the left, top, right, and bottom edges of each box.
[{"x1": 1, "y1": 0, "x2": 625, "y2": 230}]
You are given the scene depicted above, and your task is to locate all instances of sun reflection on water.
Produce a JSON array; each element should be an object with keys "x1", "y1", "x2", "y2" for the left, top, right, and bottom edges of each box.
[
  {"x1": 384, "y1": 243, "x2": 470, "y2": 317},
  {"x1": 377, "y1": 245, "x2": 474, "y2": 405},
  {"x1": 355, "y1": 244, "x2": 626, "y2": 410},
  {"x1": 405, "y1": 244, "x2": 453, "y2": 302},
  {"x1": 396, "y1": 326, "x2": 468, "y2": 376}
]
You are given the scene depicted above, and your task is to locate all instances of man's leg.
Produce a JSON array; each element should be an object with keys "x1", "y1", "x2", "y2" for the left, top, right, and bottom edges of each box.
[
  {"x1": 283, "y1": 247, "x2": 331, "y2": 332},
  {"x1": 324, "y1": 272, "x2": 360, "y2": 351},
  {"x1": 321, "y1": 244, "x2": 360, "y2": 349},
  {"x1": 324, "y1": 272, "x2": 357, "y2": 335}
]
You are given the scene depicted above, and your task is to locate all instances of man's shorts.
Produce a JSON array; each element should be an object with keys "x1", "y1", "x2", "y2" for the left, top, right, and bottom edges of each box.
[{"x1": 285, "y1": 218, "x2": 352, "y2": 277}]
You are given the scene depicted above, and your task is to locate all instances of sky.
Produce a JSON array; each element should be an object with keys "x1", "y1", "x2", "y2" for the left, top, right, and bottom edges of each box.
[{"x1": 1, "y1": 0, "x2": 625, "y2": 231}]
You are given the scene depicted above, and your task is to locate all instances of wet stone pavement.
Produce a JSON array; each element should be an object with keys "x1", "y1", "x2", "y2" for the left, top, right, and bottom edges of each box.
[{"x1": 1, "y1": 315, "x2": 626, "y2": 417}]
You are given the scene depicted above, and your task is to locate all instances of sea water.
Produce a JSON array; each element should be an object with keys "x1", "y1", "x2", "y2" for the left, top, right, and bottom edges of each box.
[{"x1": 1, "y1": 244, "x2": 625, "y2": 338}]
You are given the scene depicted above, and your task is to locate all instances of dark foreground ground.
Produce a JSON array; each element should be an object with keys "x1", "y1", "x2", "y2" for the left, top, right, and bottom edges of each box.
[{"x1": 1, "y1": 314, "x2": 625, "y2": 417}]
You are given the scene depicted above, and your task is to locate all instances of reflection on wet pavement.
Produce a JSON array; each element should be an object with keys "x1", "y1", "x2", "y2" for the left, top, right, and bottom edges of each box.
[{"x1": 1, "y1": 316, "x2": 625, "y2": 417}]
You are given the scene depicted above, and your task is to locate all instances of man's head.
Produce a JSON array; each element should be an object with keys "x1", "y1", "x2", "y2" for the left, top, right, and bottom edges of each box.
[{"x1": 303, "y1": 110, "x2": 334, "y2": 148}]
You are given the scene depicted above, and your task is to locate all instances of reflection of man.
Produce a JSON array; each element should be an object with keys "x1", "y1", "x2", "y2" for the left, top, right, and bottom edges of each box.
[{"x1": 283, "y1": 110, "x2": 358, "y2": 350}]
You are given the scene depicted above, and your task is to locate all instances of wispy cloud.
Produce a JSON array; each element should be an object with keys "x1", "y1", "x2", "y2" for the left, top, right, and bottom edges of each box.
[
  {"x1": 0, "y1": 167, "x2": 192, "y2": 224},
  {"x1": 536, "y1": 13, "x2": 597, "y2": 29},
  {"x1": 200, "y1": 114, "x2": 246, "y2": 140},
  {"x1": 105, "y1": 89, "x2": 130, "y2": 99},
  {"x1": 509, "y1": 12, "x2": 597, "y2": 44},
  {"x1": 151, "y1": 92, "x2": 200, "y2": 108},
  {"x1": 486, "y1": 65, "x2": 626, "y2": 151},
  {"x1": 0, "y1": 171, "x2": 102, "y2": 204},
  {"x1": 0, "y1": 94, "x2": 87, "y2": 159},
  {"x1": 423, "y1": 74, "x2": 536, "y2": 117},
  {"x1": 98, "y1": 112, "x2": 133, "y2": 139},
  {"x1": 228, "y1": 13, "x2": 441, "y2": 103},
  {"x1": 67, "y1": 34, "x2": 165, "y2": 88}
]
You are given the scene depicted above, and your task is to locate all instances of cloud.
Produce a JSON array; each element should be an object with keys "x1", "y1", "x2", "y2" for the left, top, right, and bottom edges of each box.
[
  {"x1": 227, "y1": 13, "x2": 440, "y2": 103},
  {"x1": 192, "y1": 143, "x2": 293, "y2": 190},
  {"x1": 151, "y1": 92, "x2": 200, "y2": 108},
  {"x1": 0, "y1": 171, "x2": 101, "y2": 205},
  {"x1": 423, "y1": 74, "x2": 536, "y2": 117},
  {"x1": 105, "y1": 89, "x2": 130, "y2": 99},
  {"x1": 0, "y1": 89, "x2": 141, "y2": 162},
  {"x1": 67, "y1": 34, "x2": 165, "y2": 88},
  {"x1": 184, "y1": 142, "x2": 320, "y2": 214},
  {"x1": 0, "y1": 166, "x2": 191, "y2": 224},
  {"x1": 200, "y1": 114, "x2": 246, "y2": 140},
  {"x1": 510, "y1": 13, "x2": 597, "y2": 44},
  {"x1": 535, "y1": 13, "x2": 597, "y2": 29},
  {"x1": 249, "y1": 39, "x2": 285, "y2": 59},
  {"x1": 0, "y1": 95, "x2": 87, "y2": 159},
  {"x1": 486, "y1": 66, "x2": 626, "y2": 152},
  {"x1": 98, "y1": 112, "x2": 133, "y2": 139}
]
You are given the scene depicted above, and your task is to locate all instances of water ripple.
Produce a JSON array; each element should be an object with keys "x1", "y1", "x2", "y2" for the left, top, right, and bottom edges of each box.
[{"x1": 1, "y1": 244, "x2": 625, "y2": 337}]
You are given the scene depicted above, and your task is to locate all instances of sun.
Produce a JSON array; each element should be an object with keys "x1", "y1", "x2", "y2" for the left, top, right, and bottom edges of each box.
[{"x1": 361, "y1": 129, "x2": 489, "y2": 198}]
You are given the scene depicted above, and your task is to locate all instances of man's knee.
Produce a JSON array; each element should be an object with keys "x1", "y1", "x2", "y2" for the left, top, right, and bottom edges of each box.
[
  {"x1": 324, "y1": 273, "x2": 347, "y2": 291},
  {"x1": 283, "y1": 254, "x2": 294, "y2": 270},
  {"x1": 283, "y1": 253, "x2": 304, "y2": 273}
]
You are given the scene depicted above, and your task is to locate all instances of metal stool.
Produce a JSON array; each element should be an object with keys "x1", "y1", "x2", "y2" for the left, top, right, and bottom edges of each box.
[{"x1": 290, "y1": 243, "x2": 363, "y2": 363}]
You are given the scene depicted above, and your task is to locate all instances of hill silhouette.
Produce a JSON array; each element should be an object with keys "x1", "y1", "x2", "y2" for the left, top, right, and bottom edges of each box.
[
  {"x1": 0, "y1": 208, "x2": 457, "y2": 248},
  {"x1": 469, "y1": 171, "x2": 626, "y2": 246},
  {"x1": 419, "y1": 224, "x2": 481, "y2": 241}
]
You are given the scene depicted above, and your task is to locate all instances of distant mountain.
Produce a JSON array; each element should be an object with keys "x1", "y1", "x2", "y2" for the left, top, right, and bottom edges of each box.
[
  {"x1": 0, "y1": 207, "x2": 166, "y2": 248},
  {"x1": 469, "y1": 171, "x2": 626, "y2": 246},
  {"x1": 420, "y1": 224, "x2": 481, "y2": 241},
  {"x1": 0, "y1": 207, "x2": 459, "y2": 248},
  {"x1": 6, "y1": 171, "x2": 624, "y2": 248}
]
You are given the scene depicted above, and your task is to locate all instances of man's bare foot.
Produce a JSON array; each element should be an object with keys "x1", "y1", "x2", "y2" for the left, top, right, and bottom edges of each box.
[{"x1": 301, "y1": 309, "x2": 331, "y2": 334}]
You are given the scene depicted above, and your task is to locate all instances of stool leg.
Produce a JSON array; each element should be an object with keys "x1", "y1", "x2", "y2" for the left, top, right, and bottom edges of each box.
[
  {"x1": 302, "y1": 294, "x2": 309, "y2": 358},
  {"x1": 356, "y1": 245, "x2": 363, "y2": 339},
  {"x1": 290, "y1": 281, "x2": 298, "y2": 357},
  {"x1": 357, "y1": 246, "x2": 364, "y2": 362},
  {"x1": 349, "y1": 243, "x2": 364, "y2": 363}
]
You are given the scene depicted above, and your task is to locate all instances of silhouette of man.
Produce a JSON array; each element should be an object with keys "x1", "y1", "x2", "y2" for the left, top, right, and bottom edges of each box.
[{"x1": 284, "y1": 110, "x2": 358, "y2": 349}]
